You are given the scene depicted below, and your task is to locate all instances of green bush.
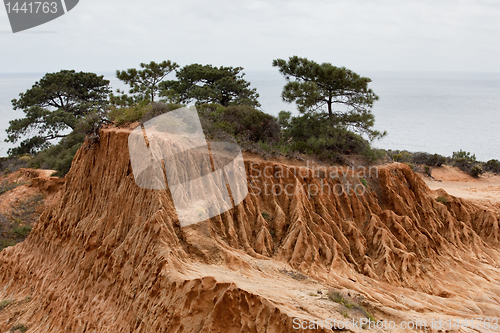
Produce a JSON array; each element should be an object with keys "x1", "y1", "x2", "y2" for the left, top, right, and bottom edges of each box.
[
  {"x1": 412, "y1": 152, "x2": 446, "y2": 166},
  {"x1": 10, "y1": 323, "x2": 28, "y2": 332},
  {"x1": 12, "y1": 225, "x2": 32, "y2": 238},
  {"x1": 280, "y1": 112, "x2": 370, "y2": 158},
  {"x1": 327, "y1": 290, "x2": 375, "y2": 322},
  {"x1": 362, "y1": 147, "x2": 386, "y2": 162},
  {"x1": 108, "y1": 103, "x2": 152, "y2": 125},
  {"x1": 0, "y1": 299, "x2": 11, "y2": 311},
  {"x1": 140, "y1": 102, "x2": 185, "y2": 123},
  {"x1": 28, "y1": 131, "x2": 85, "y2": 176},
  {"x1": 436, "y1": 195, "x2": 448, "y2": 204},
  {"x1": 0, "y1": 239, "x2": 16, "y2": 251},
  {"x1": 424, "y1": 166, "x2": 432, "y2": 177},
  {"x1": 470, "y1": 164, "x2": 483, "y2": 178},
  {"x1": 109, "y1": 102, "x2": 186, "y2": 126},
  {"x1": 0, "y1": 180, "x2": 25, "y2": 195},
  {"x1": 452, "y1": 150, "x2": 476, "y2": 162},
  {"x1": 392, "y1": 151, "x2": 413, "y2": 163},
  {"x1": 404, "y1": 162, "x2": 415, "y2": 170},
  {"x1": 198, "y1": 104, "x2": 280, "y2": 145},
  {"x1": 484, "y1": 159, "x2": 500, "y2": 174},
  {"x1": 0, "y1": 156, "x2": 31, "y2": 175}
]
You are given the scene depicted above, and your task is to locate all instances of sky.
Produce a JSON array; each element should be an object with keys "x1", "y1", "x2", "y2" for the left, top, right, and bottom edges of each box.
[{"x1": 0, "y1": 0, "x2": 499, "y2": 74}]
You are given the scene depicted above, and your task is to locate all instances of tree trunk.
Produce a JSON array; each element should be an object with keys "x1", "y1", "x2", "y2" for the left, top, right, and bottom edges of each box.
[{"x1": 327, "y1": 97, "x2": 333, "y2": 118}]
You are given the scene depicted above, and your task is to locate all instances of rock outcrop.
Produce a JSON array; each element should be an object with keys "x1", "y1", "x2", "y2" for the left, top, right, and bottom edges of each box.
[{"x1": 1, "y1": 126, "x2": 500, "y2": 332}]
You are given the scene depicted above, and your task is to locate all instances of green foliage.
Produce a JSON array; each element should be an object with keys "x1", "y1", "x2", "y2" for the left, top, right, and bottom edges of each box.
[
  {"x1": 388, "y1": 150, "x2": 447, "y2": 167},
  {"x1": 0, "y1": 180, "x2": 25, "y2": 195},
  {"x1": 198, "y1": 104, "x2": 279, "y2": 144},
  {"x1": 279, "y1": 111, "x2": 370, "y2": 157},
  {"x1": 362, "y1": 147, "x2": 386, "y2": 162},
  {"x1": 108, "y1": 102, "x2": 184, "y2": 125},
  {"x1": 451, "y1": 150, "x2": 482, "y2": 176},
  {"x1": 11, "y1": 194, "x2": 44, "y2": 225},
  {"x1": 404, "y1": 162, "x2": 415, "y2": 170},
  {"x1": 413, "y1": 152, "x2": 446, "y2": 166},
  {"x1": 392, "y1": 151, "x2": 413, "y2": 163},
  {"x1": 10, "y1": 323, "x2": 28, "y2": 332},
  {"x1": 452, "y1": 150, "x2": 477, "y2": 162},
  {"x1": 0, "y1": 299, "x2": 11, "y2": 311},
  {"x1": 278, "y1": 268, "x2": 308, "y2": 281},
  {"x1": 108, "y1": 103, "x2": 152, "y2": 125},
  {"x1": 470, "y1": 164, "x2": 483, "y2": 178},
  {"x1": 6, "y1": 70, "x2": 110, "y2": 155},
  {"x1": 424, "y1": 166, "x2": 432, "y2": 177},
  {"x1": 12, "y1": 225, "x2": 32, "y2": 238},
  {"x1": 484, "y1": 159, "x2": 500, "y2": 174},
  {"x1": 273, "y1": 56, "x2": 385, "y2": 141},
  {"x1": 0, "y1": 239, "x2": 16, "y2": 251},
  {"x1": 161, "y1": 64, "x2": 260, "y2": 107},
  {"x1": 113, "y1": 60, "x2": 179, "y2": 105},
  {"x1": 327, "y1": 290, "x2": 375, "y2": 322},
  {"x1": 360, "y1": 178, "x2": 368, "y2": 187},
  {"x1": 261, "y1": 212, "x2": 271, "y2": 220},
  {"x1": 436, "y1": 195, "x2": 448, "y2": 204},
  {"x1": 28, "y1": 132, "x2": 85, "y2": 176}
]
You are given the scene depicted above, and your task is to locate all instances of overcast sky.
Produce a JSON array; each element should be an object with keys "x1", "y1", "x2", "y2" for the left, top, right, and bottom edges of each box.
[{"x1": 0, "y1": 0, "x2": 499, "y2": 74}]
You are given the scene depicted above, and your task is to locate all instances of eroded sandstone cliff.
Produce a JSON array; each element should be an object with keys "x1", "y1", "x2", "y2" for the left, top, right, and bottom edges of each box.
[{"x1": 1, "y1": 126, "x2": 500, "y2": 332}]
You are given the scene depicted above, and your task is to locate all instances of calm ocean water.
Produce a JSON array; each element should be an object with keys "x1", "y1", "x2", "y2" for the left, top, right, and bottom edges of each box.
[{"x1": 1, "y1": 71, "x2": 499, "y2": 160}]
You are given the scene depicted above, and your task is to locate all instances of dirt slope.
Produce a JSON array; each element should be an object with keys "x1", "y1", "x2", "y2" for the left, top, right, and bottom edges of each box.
[
  {"x1": 1, "y1": 126, "x2": 500, "y2": 332},
  {"x1": 0, "y1": 169, "x2": 63, "y2": 251}
]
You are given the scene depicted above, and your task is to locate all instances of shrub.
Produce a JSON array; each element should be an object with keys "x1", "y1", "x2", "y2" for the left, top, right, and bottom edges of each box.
[
  {"x1": 451, "y1": 150, "x2": 479, "y2": 174},
  {"x1": 140, "y1": 102, "x2": 184, "y2": 123},
  {"x1": 436, "y1": 195, "x2": 448, "y2": 204},
  {"x1": 362, "y1": 147, "x2": 386, "y2": 162},
  {"x1": 28, "y1": 131, "x2": 85, "y2": 176},
  {"x1": 412, "y1": 152, "x2": 446, "y2": 166},
  {"x1": 280, "y1": 112, "x2": 371, "y2": 158},
  {"x1": 327, "y1": 290, "x2": 375, "y2": 322},
  {"x1": 470, "y1": 164, "x2": 483, "y2": 178},
  {"x1": 108, "y1": 102, "x2": 151, "y2": 125},
  {"x1": 452, "y1": 150, "x2": 476, "y2": 162},
  {"x1": 261, "y1": 212, "x2": 271, "y2": 220},
  {"x1": 0, "y1": 299, "x2": 11, "y2": 311},
  {"x1": 0, "y1": 239, "x2": 16, "y2": 251},
  {"x1": 404, "y1": 162, "x2": 415, "y2": 170},
  {"x1": 12, "y1": 226, "x2": 32, "y2": 238},
  {"x1": 484, "y1": 159, "x2": 500, "y2": 174},
  {"x1": 424, "y1": 166, "x2": 432, "y2": 177},
  {"x1": 360, "y1": 178, "x2": 368, "y2": 187},
  {"x1": 0, "y1": 180, "x2": 24, "y2": 195},
  {"x1": 392, "y1": 151, "x2": 412, "y2": 163},
  {"x1": 10, "y1": 324, "x2": 28, "y2": 332},
  {"x1": 0, "y1": 156, "x2": 31, "y2": 175},
  {"x1": 198, "y1": 104, "x2": 280, "y2": 146}
]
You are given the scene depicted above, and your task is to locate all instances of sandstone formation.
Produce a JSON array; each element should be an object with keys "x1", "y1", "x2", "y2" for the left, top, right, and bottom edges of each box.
[{"x1": 1, "y1": 126, "x2": 500, "y2": 332}]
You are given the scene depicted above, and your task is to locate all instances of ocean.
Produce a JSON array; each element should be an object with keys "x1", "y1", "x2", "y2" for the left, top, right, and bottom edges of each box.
[{"x1": 1, "y1": 71, "x2": 500, "y2": 161}]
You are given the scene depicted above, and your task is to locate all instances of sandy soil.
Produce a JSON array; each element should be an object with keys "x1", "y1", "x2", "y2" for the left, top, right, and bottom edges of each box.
[{"x1": 422, "y1": 165, "x2": 500, "y2": 204}]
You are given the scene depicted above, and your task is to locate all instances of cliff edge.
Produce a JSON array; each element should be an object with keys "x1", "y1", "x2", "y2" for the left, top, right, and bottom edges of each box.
[{"x1": 1, "y1": 126, "x2": 500, "y2": 332}]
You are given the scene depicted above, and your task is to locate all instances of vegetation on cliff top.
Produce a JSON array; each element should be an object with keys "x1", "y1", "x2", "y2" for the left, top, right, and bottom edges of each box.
[
  {"x1": 4, "y1": 58, "x2": 387, "y2": 176},
  {"x1": 3, "y1": 59, "x2": 498, "y2": 180}
]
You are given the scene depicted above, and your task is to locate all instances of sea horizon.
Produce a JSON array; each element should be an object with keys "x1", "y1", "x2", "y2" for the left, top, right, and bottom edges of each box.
[{"x1": 1, "y1": 70, "x2": 500, "y2": 161}]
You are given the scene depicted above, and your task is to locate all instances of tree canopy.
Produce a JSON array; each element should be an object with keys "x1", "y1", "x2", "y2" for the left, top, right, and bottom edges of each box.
[
  {"x1": 6, "y1": 70, "x2": 111, "y2": 155},
  {"x1": 273, "y1": 56, "x2": 384, "y2": 141},
  {"x1": 113, "y1": 60, "x2": 179, "y2": 105},
  {"x1": 161, "y1": 64, "x2": 260, "y2": 107}
]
